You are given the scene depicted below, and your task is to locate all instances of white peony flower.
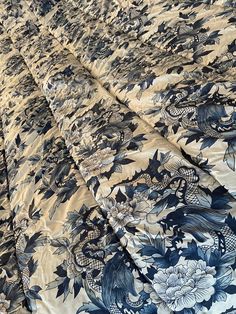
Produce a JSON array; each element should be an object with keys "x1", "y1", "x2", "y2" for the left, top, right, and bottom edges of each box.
[
  {"x1": 153, "y1": 260, "x2": 216, "y2": 311},
  {"x1": 80, "y1": 147, "x2": 114, "y2": 177},
  {"x1": 101, "y1": 196, "x2": 148, "y2": 230}
]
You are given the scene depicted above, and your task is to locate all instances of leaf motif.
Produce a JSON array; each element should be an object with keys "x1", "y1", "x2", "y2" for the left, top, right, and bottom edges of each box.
[
  {"x1": 28, "y1": 155, "x2": 41, "y2": 164},
  {"x1": 119, "y1": 158, "x2": 134, "y2": 165},
  {"x1": 50, "y1": 162, "x2": 70, "y2": 185},
  {"x1": 84, "y1": 280, "x2": 106, "y2": 310},
  {"x1": 77, "y1": 303, "x2": 103, "y2": 314},
  {"x1": 56, "y1": 277, "x2": 70, "y2": 301},
  {"x1": 225, "y1": 214, "x2": 236, "y2": 234},
  {"x1": 224, "y1": 143, "x2": 236, "y2": 171},
  {"x1": 160, "y1": 151, "x2": 171, "y2": 164},
  {"x1": 221, "y1": 306, "x2": 236, "y2": 314},
  {"x1": 26, "y1": 289, "x2": 42, "y2": 301},
  {"x1": 53, "y1": 246, "x2": 67, "y2": 255},
  {"x1": 115, "y1": 189, "x2": 127, "y2": 203},
  {"x1": 172, "y1": 124, "x2": 180, "y2": 134},
  {"x1": 141, "y1": 246, "x2": 160, "y2": 257},
  {"x1": 28, "y1": 199, "x2": 35, "y2": 216},
  {"x1": 15, "y1": 134, "x2": 21, "y2": 147},
  {"x1": 25, "y1": 232, "x2": 43, "y2": 253},
  {"x1": 200, "y1": 137, "x2": 217, "y2": 150},
  {"x1": 31, "y1": 285, "x2": 42, "y2": 293},
  {"x1": 178, "y1": 130, "x2": 202, "y2": 145},
  {"x1": 220, "y1": 252, "x2": 236, "y2": 267},
  {"x1": 181, "y1": 240, "x2": 201, "y2": 260},
  {"x1": 195, "y1": 189, "x2": 212, "y2": 207},
  {"x1": 153, "y1": 235, "x2": 166, "y2": 255},
  {"x1": 54, "y1": 263, "x2": 67, "y2": 277},
  {"x1": 74, "y1": 276, "x2": 82, "y2": 298},
  {"x1": 43, "y1": 189, "x2": 54, "y2": 199},
  {"x1": 28, "y1": 258, "x2": 38, "y2": 276},
  {"x1": 224, "y1": 285, "x2": 236, "y2": 294},
  {"x1": 51, "y1": 238, "x2": 69, "y2": 248},
  {"x1": 216, "y1": 267, "x2": 233, "y2": 289}
]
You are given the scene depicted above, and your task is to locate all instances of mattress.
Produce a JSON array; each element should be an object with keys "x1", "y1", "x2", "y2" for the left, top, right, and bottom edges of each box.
[{"x1": 0, "y1": 0, "x2": 236, "y2": 313}]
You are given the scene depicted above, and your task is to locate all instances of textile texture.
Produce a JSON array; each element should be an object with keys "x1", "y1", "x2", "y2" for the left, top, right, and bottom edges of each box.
[{"x1": 0, "y1": 0, "x2": 236, "y2": 313}]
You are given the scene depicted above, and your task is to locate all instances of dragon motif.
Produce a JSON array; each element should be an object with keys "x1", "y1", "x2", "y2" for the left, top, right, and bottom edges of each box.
[
  {"x1": 67, "y1": 216, "x2": 105, "y2": 293},
  {"x1": 50, "y1": 206, "x2": 143, "y2": 313},
  {"x1": 160, "y1": 86, "x2": 236, "y2": 140},
  {"x1": 130, "y1": 157, "x2": 200, "y2": 205}
]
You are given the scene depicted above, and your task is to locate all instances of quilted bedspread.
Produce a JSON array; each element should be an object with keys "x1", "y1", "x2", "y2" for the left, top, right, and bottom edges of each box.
[{"x1": 0, "y1": 0, "x2": 236, "y2": 313}]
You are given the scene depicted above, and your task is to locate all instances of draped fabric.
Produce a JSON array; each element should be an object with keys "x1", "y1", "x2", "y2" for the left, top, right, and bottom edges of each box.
[{"x1": 0, "y1": 1, "x2": 236, "y2": 313}]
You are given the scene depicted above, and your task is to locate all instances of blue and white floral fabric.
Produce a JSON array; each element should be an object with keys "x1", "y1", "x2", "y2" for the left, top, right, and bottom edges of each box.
[{"x1": 0, "y1": 1, "x2": 235, "y2": 313}]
